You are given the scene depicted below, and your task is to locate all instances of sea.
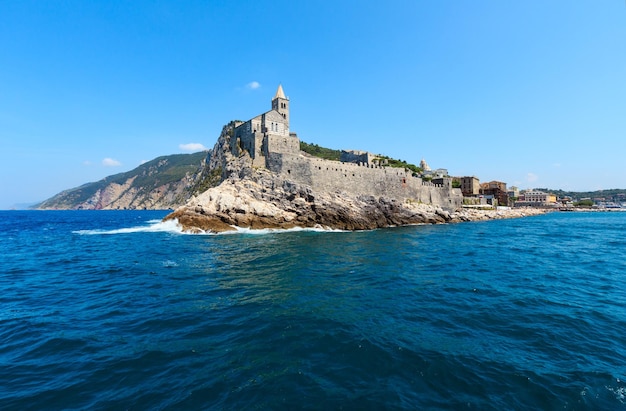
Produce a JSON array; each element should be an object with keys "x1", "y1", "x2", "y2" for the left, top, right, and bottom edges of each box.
[{"x1": 1, "y1": 210, "x2": 625, "y2": 410}]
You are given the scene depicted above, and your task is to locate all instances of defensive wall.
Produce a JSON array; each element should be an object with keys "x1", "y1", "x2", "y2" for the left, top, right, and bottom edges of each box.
[
  {"x1": 340, "y1": 150, "x2": 376, "y2": 165},
  {"x1": 266, "y1": 152, "x2": 463, "y2": 210}
]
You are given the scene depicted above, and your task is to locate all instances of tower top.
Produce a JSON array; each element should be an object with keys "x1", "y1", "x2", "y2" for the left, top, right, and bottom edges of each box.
[{"x1": 274, "y1": 84, "x2": 286, "y2": 99}]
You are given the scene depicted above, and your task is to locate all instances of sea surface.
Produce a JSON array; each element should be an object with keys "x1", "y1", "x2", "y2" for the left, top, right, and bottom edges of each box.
[{"x1": 1, "y1": 210, "x2": 625, "y2": 410}]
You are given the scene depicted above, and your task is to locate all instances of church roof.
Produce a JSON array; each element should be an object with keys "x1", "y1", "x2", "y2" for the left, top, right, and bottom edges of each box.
[{"x1": 274, "y1": 84, "x2": 286, "y2": 99}]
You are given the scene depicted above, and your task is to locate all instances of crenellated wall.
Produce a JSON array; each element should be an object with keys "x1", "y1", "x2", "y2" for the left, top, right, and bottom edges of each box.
[{"x1": 266, "y1": 152, "x2": 463, "y2": 210}]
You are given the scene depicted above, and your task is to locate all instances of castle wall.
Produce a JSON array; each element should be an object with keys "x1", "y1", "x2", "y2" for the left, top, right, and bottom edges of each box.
[
  {"x1": 264, "y1": 134, "x2": 300, "y2": 156},
  {"x1": 340, "y1": 150, "x2": 375, "y2": 165},
  {"x1": 267, "y1": 153, "x2": 463, "y2": 210}
]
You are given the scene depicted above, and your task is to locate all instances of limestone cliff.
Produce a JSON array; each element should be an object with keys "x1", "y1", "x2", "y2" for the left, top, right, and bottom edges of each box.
[
  {"x1": 164, "y1": 123, "x2": 468, "y2": 233},
  {"x1": 36, "y1": 152, "x2": 216, "y2": 210}
]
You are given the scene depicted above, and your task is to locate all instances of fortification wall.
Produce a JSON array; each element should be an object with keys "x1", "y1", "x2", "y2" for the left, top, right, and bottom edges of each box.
[
  {"x1": 267, "y1": 153, "x2": 462, "y2": 210},
  {"x1": 340, "y1": 150, "x2": 375, "y2": 165},
  {"x1": 264, "y1": 134, "x2": 300, "y2": 156}
]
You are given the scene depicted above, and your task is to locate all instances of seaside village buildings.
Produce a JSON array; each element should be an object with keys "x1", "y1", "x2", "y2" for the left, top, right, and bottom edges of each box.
[
  {"x1": 231, "y1": 84, "x2": 573, "y2": 210},
  {"x1": 459, "y1": 177, "x2": 560, "y2": 208}
]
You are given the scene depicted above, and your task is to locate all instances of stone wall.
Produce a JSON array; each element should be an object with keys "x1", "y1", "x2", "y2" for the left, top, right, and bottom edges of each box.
[
  {"x1": 264, "y1": 134, "x2": 300, "y2": 157},
  {"x1": 340, "y1": 150, "x2": 375, "y2": 165},
  {"x1": 233, "y1": 126, "x2": 265, "y2": 168},
  {"x1": 261, "y1": 111, "x2": 289, "y2": 136},
  {"x1": 267, "y1": 152, "x2": 463, "y2": 210},
  {"x1": 228, "y1": 121, "x2": 462, "y2": 211}
]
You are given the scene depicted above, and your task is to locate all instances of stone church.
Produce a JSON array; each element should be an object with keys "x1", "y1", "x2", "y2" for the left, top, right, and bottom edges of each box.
[
  {"x1": 227, "y1": 84, "x2": 462, "y2": 210},
  {"x1": 233, "y1": 85, "x2": 299, "y2": 167}
]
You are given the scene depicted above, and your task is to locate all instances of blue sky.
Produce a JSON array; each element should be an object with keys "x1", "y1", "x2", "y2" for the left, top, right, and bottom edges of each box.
[{"x1": 1, "y1": 1, "x2": 625, "y2": 208}]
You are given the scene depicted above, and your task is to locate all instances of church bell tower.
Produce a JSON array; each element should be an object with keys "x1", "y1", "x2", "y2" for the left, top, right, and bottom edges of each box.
[{"x1": 271, "y1": 84, "x2": 289, "y2": 128}]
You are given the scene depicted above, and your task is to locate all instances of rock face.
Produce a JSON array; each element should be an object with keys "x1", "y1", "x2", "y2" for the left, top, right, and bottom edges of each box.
[
  {"x1": 36, "y1": 152, "x2": 213, "y2": 210},
  {"x1": 165, "y1": 124, "x2": 543, "y2": 233},
  {"x1": 165, "y1": 174, "x2": 455, "y2": 233}
]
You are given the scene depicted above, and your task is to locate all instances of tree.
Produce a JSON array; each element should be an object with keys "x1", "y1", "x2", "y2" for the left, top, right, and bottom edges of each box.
[{"x1": 574, "y1": 199, "x2": 594, "y2": 207}]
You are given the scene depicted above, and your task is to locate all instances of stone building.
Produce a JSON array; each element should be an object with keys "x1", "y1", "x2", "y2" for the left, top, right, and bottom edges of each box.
[
  {"x1": 233, "y1": 84, "x2": 299, "y2": 167},
  {"x1": 517, "y1": 190, "x2": 557, "y2": 206},
  {"x1": 340, "y1": 150, "x2": 376, "y2": 165},
  {"x1": 508, "y1": 186, "x2": 520, "y2": 199},
  {"x1": 480, "y1": 181, "x2": 508, "y2": 207},
  {"x1": 227, "y1": 85, "x2": 463, "y2": 211},
  {"x1": 461, "y1": 176, "x2": 480, "y2": 196}
]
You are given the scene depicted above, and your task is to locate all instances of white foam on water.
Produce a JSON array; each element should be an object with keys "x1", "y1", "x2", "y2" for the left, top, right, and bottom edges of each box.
[
  {"x1": 73, "y1": 219, "x2": 184, "y2": 235},
  {"x1": 606, "y1": 384, "x2": 626, "y2": 403},
  {"x1": 220, "y1": 225, "x2": 348, "y2": 236},
  {"x1": 162, "y1": 260, "x2": 179, "y2": 268},
  {"x1": 74, "y1": 219, "x2": 347, "y2": 236}
]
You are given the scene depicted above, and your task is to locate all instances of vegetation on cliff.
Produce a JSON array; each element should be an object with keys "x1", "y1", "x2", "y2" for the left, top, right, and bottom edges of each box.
[
  {"x1": 537, "y1": 188, "x2": 626, "y2": 201},
  {"x1": 300, "y1": 141, "x2": 423, "y2": 175},
  {"x1": 36, "y1": 152, "x2": 208, "y2": 209},
  {"x1": 373, "y1": 155, "x2": 423, "y2": 175},
  {"x1": 299, "y1": 141, "x2": 341, "y2": 160}
]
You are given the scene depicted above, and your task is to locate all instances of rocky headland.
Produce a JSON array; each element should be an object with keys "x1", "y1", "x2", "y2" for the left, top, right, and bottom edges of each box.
[
  {"x1": 36, "y1": 152, "x2": 210, "y2": 210},
  {"x1": 165, "y1": 181, "x2": 547, "y2": 234},
  {"x1": 164, "y1": 125, "x2": 548, "y2": 233}
]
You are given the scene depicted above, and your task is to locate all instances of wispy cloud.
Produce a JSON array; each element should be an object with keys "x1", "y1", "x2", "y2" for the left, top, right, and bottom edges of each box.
[
  {"x1": 82, "y1": 160, "x2": 92, "y2": 166},
  {"x1": 526, "y1": 172, "x2": 538, "y2": 183},
  {"x1": 246, "y1": 81, "x2": 261, "y2": 90},
  {"x1": 102, "y1": 157, "x2": 122, "y2": 167},
  {"x1": 179, "y1": 143, "x2": 207, "y2": 152}
]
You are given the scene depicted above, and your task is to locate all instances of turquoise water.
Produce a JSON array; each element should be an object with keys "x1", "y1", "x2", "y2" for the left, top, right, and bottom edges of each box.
[{"x1": 1, "y1": 210, "x2": 625, "y2": 410}]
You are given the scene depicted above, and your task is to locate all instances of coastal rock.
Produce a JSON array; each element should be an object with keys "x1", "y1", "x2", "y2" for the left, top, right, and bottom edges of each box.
[
  {"x1": 165, "y1": 178, "x2": 448, "y2": 232},
  {"x1": 163, "y1": 123, "x2": 548, "y2": 233}
]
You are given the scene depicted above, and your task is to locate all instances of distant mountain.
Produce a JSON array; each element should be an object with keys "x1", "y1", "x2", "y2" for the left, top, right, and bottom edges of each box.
[
  {"x1": 537, "y1": 188, "x2": 626, "y2": 201},
  {"x1": 9, "y1": 202, "x2": 40, "y2": 210},
  {"x1": 35, "y1": 151, "x2": 221, "y2": 210}
]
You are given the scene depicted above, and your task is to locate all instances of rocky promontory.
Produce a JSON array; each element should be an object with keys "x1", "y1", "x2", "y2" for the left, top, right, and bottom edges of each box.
[
  {"x1": 164, "y1": 124, "x2": 547, "y2": 233},
  {"x1": 165, "y1": 176, "x2": 547, "y2": 233}
]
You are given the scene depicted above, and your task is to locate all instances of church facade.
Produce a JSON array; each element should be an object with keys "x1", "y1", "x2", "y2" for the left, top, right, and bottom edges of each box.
[{"x1": 232, "y1": 85, "x2": 299, "y2": 167}]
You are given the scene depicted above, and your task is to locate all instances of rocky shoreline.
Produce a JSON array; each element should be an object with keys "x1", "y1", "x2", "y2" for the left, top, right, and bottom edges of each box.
[
  {"x1": 163, "y1": 175, "x2": 549, "y2": 233},
  {"x1": 162, "y1": 123, "x2": 549, "y2": 233}
]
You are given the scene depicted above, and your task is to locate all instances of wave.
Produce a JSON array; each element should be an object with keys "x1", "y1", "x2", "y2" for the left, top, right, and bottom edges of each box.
[
  {"x1": 221, "y1": 225, "x2": 348, "y2": 235},
  {"x1": 73, "y1": 217, "x2": 348, "y2": 236},
  {"x1": 73, "y1": 219, "x2": 184, "y2": 235}
]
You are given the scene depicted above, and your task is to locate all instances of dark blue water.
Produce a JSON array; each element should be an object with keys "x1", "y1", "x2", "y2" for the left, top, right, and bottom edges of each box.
[{"x1": 1, "y1": 210, "x2": 625, "y2": 410}]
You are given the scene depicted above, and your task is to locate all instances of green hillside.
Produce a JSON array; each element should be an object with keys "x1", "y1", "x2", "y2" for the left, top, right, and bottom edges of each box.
[
  {"x1": 300, "y1": 141, "x2": 422, "y2": 174},
  {"x1": 36, "y1": 151, "x2": 208, "y2": 208},
  {"x1": 537, "y1": 188, "x2": 626, "y2": 201}
]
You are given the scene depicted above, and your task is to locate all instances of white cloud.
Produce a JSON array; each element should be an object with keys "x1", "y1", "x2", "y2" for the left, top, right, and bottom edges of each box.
[
  {"x1": 179, "y1": 143, "x2": 207, "y2": 152},
  {"x1": 526, "y1": 172, "x2": 538, "y2": 183},
  {"x1": 102, "y1": 157, "x2": 122, "y2": 167},
  {"x1": 140, "y1": 159, "x2": 148, "y2": 165},
  {"x1": 246, "y1": 81, "x2": 261, "y2": 90},
  {"x1": 82, "y1": 160, "x2": 92, "y2": 166}
]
